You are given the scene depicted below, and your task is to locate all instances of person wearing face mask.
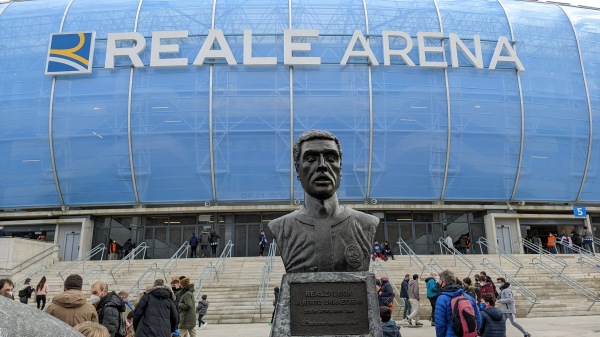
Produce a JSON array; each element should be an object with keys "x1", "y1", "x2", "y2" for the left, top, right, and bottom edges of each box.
[
  {"x1": 434, "y1": 270, "x2": 481, "y2": 337},
  {"x1": 46, "y1": 274, "x2": 98, "y2": 327},
  {"x1": 0, "y1": 278, "x2": 14, "y2": 299},
  {"x1": 91, "y1": 281, "x2": 126, "y2": 337},
  {"x1": 496, "y1": 277, "x2": 531, "y2": 337}
]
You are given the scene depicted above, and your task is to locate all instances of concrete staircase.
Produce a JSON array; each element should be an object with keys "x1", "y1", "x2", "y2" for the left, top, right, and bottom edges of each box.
[{"x1": 12, "y1": 253, "x2": 600, "y2": 324}]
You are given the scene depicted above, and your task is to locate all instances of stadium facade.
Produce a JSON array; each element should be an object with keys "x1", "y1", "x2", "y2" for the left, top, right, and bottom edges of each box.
[{"x1": 0, "y1": 0, "x2": 599, "y2": 260}]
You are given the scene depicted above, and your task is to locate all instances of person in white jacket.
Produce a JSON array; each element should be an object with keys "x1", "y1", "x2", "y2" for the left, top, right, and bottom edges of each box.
[{"x1": 496, "y1": 277, "x2": 531, "y2": 337}]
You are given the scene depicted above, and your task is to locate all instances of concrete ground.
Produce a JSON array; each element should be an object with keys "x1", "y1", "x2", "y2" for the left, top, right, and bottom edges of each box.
[{"x1": 193, "y1": 315, "x2": 600, "y2": 336}]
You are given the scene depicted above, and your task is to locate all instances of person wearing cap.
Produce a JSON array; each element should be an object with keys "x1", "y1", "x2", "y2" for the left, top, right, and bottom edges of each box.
[
  {"x1": 177, "y1": 277, "x2": 197, "y2": 337},
  {"x1": 46, "y1": 274, "x2": 98, "y2": 327}
]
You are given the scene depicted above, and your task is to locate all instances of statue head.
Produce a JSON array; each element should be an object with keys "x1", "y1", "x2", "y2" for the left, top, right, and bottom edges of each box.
[{"x1": 293, "y1": 130, "x2": 343, "y2": 199}]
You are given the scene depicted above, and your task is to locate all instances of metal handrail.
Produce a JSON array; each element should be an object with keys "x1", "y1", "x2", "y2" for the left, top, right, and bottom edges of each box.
[
  {"x1": 256, "y1": 241, "x2": 278, "y2": 317},
  {"x1": 370, "y1": 259, "x2": 403, "y2": 308},
  {"x1": 556, "y1": 239, "x2": 597, "y2": 257},
  {"x1": 127, "y1": 263, "x2": 159, "y2": 302},
  {"x1": 428, "y1": 258, "x2": 444, "y2": 274},
  {"x1": 397, "y1": 238, "x2": 427, "y2": 276},
  {"x1": 82, "y1": 265, "x2": 103, "y2": 285},
  {"x1": 594, "y1": 237, "x2": 600, "y2": 250},
  {"x1": 532, "y1": 257, "x2": 600, "y2": 310},
  {"x1": 481, "y1": 258, "x2": 540, "y2": 313},
  {"x1": 0, "y1": 244, "x2": 58, "y2": 275},
  {"x1": 516, "y1": 237, "x2": 567, "y2": 275},
  {"x1": 14, "y1": 266, "x2": 48, "y2": 289},
  {"x1": 160, "y1": 242, "x2": 189, "y2": 278},
  {"x1": 193, "y1": 240, "x2": 234, "y2": 301},
  {"x1": 109, "y1": 242, "x2": 148, "y2": 283},
  {"x1": 437, "y1": 238, "x2": 475, "y2": 277},
  {"x1": 476, "y1": 237, "x2": 523, "y2": 276},
  {"x1": 58, "y1": 243, "x2": 106, "y2": 280}
]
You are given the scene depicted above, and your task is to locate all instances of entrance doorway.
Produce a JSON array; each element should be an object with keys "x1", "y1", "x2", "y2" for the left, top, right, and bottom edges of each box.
[
  {"x1": 64, "y1": 232, "x2": 81, "y2": 261},
  {"x1": 496, "y1": 225, "x2": 512, "y2": 253}
]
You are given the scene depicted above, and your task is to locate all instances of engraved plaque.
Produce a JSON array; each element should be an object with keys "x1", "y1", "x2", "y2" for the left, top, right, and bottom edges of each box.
[{"x1": 289, "y1": 282, "x2": 370, "y2": 336}]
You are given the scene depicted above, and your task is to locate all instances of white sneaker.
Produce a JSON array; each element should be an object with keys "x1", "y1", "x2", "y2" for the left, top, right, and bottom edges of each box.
[{"x1": 202, "y1": 323, "x2": 208, "y2": 329}]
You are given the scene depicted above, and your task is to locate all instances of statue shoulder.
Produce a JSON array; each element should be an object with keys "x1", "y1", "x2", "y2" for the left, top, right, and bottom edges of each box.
[
  {"x1": 268, "y1": 210, "x2": 301, "y2": 235},
  {"x1": 346, "y1": 208, "x2": 379, "y2": 226}
]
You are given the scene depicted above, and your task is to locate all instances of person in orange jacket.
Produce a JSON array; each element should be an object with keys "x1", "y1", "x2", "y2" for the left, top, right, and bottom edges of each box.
[{"x1": 547, "y1": 232, "x2": 557, "y2": 254}]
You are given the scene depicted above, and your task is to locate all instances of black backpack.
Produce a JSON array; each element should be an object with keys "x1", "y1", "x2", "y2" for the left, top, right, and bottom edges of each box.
[{"x1": 115, "y1": 312, "x2": 127, "y2": 337}]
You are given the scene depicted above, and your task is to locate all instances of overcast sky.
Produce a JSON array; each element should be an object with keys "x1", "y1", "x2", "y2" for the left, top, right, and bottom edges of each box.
[{"x1": 0, "y1": 0, "x2": 598, "y2": 10}]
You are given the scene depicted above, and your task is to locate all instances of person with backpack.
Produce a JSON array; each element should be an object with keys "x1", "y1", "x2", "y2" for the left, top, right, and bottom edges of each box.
[
  {"x1": 434, "y1": 269, "x2": 481, "y2": 337},
  {"x1": 478, "y1": 293, "x2": 506, "y2": 337},
  {"x1": 18, "y1": 278, "x2": 34, "y2": 304},
  {"x1": 462, "y1": 277, "x2": 477, "y2": 300},
  {"x1": 496, "y1": 277, "x2": 531, "y2": 337},
  {"x1": 91, "y1": 281, "x2": 127, "y2": 337},
  {"x1": 425, "y1": 272, "x2": 440, "y2": 326}
]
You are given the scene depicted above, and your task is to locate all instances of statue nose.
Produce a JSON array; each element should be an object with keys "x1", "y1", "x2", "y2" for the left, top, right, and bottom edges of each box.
[{"x1": 317, "y1": 155, "x2": 327, "y2": 170}]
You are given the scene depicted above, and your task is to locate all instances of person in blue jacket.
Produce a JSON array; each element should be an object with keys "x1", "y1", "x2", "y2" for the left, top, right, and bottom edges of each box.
[{"x1": 434, "y1": 270, "x2": 482, "y2": 337}]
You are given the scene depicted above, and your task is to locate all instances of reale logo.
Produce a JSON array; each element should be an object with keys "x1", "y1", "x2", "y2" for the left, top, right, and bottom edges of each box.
[{"x1": 46, "y1": 32, "x2": 96, "y2": 75}]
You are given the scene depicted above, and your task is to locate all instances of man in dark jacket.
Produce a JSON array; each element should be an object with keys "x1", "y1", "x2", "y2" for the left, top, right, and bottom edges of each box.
[
  {"x1": 133, "y1": 279, "x2": 178, "y2": 337},
  {"x1": 378, "y1": 276, "x2": 395, "y2": 308},
  {"x1": 189, "y1": 233, "x2": 199, "y2": 258},
  {"x1": 122, "y1": 239, "x2": 134, "y2": 257},
  {"x1": 478, "y1": 293, "x2": 506, "y2": 337},
  {"x1": 434, "y1": 269, "x2": 481, "y2": 337},
  {"x1": 400, "y1": 274, "x2": 411, "y2": 321},
  {"x1": 91, "y1": 281, "x2": 126, "y2": 337}
]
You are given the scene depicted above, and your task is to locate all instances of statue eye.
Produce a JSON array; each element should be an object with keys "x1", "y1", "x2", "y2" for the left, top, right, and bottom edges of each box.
[
  {"x1": 305, "y1": 155, "x2": 316, "y2": 163},
  {"x1": 326, "y1": 155, "x2": 337, "y2": 162}
]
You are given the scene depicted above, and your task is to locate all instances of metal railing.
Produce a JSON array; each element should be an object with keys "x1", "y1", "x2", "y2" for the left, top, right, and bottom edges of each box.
[
  {"x1": 428, "y1": 258, "x2": 444, "y2": 274},
  {"x1": 127, "y1": 263, "x2": 159, "y2": 302},
  {"x1": 109, "y1": 242, "x2": 149, "y2": 283},
  {"x1": 255, "y1": 241, "x2": 278, "y2": 318},
  {"x1": 14, "y1": 266, "x2": 47, "y2": 289},
  {"x1": 556, "y1": 239, "x2": 596, "y2": 256},
  {"x1": 82, "y1": 265, "x2": 103, "y2": 285},
  {"x1": 553, "y1": 239, "x2": 600, "y2": 274},
  {"x1": 481, "y1": 258, "x2": 540, "y2": 313},
  {"x1": 476, "y1": 237, "x2": 523, "y2": 276},
  {"x1": 532, "y1": 258, "x2": 600, "y2": 310},
  {"x1": 160, "y1": 242, "x2": 189, "y2": 279},
  {"x1": 594, "y1": 238, "x2": 600, "y2": 252},
  {"x1": 516, "y1": 237, "x2": 567, "y2": 275},
  {"x1": 397, "y1": 238, "x2": 427, "y2": 276},
  {"x1": 194, "y1": 240, "x2": 234, "y2": 301},
  {"x1": 0, "y1": 244, "x2": 58, "y2": 277},
  {"x1": 370, "y1": 258, "x2": 403, "y2": 308},
  {"x1": 58, "y1": 243, "x2": 106, "y2": 280},
  {"x1": 437, "y1": 238, "x2": 475, "y2": 277}
]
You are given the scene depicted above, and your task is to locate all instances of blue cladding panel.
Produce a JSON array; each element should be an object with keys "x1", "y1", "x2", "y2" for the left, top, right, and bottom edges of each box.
[
  {"x1": 437, "y1": 0, "x2": 521, "y2": 200},
  {"x1": 566, "y1": 7, "x2": 600, "y2": 202},
  {"x1": 292, "y1": 0, "x2": 368, "y2": 200},
  {"x1": 0, "y1": 0, "x2": 67, "y2": 207},
  {"x1": 503, "y1": 1, "x2": 589, "y2": 201},
  {"x1": 214, "y1": 0, "x2": 290, "y2": 201},
  {"x1": 368, "y1": 0, "x2": 447, "y2": 200},
  {"x1": 131, "y1": 0, "x2": 214, "y2": 203},
  {"x1": 52, "y1": 0, "x2": 139, "y2": 205}
]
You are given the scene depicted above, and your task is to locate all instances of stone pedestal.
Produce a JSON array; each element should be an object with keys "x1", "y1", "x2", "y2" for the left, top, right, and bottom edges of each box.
[{"x1": 270, "y1": 272, "x2": 382, "y2": 337}]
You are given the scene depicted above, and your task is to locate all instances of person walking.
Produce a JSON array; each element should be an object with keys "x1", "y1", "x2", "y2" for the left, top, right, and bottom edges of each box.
[
  {"x1": 378, "y1": 275, "x2": 395, "y2": 310},
  {"x1": 496, "y1": 277, "x2": 532, "y2": 337},
  {"x1": 133, "y1": 279, "x2": 178, "y2": 337},
  {"x1": 91, "y1": 281, "x2": 126, "y2": 337},
  {"x1": 407, "y1": 274, "x2": 422, "y2": 326},
  {"x1": 35, "y1": 276, "x2": 49, "y2": 310},
  {"x1": 189, "y1": 233, "x2": 199, "y2": 258},
  {"x1": 434, "y1": 269, "x2": 481, "y2": 337},
  {"x1": 209, "y1": 230, "x2": 220, "y2": 257},
  {"x1": 46, "y1": 274, "x2": 98, "y2": 327},
  {"x1": 270, "y1": 288, "x2": 278, "y2": 325},
  {"x1": 177, "y1": 277, "x2": 196, "y2": 337},
  {"x1": 199, "y1": 230, "x2": 210, "y2": 257},
  {"x1": 478, "y1": 293, "x2": 506, "y2": 337},
  {"x1": 425, "y1": 272, "x2": 440, "y2": 326},
  {"x1": 400, "y1": 274, "x2": 411, "y2": 322},
  {"x1": 197, "y1": 294, "x2": 209, "y2": 329},
  {"x1": 259, "y1": 230, "x2": 268, "y2": 257},
  {"x1": 18, "y1": 278, "x2": 34, "y2": 304}
]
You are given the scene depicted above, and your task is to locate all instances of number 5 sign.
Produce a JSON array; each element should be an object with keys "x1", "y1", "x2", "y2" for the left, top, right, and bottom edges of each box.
[{"x1": 573, "y1": 206, "x2": 586, "y2": 217}]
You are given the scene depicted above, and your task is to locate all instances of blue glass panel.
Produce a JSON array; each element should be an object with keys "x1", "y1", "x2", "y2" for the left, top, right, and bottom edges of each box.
[
  {"x1": 437, "y1": 0, "x2": 521, "y2": 200},
  {"x1": 131, "y1": 0, "x2": 214, "y2": 203},
  {"x1": 51, "y1": 0, "x2": 139, "y2": 205},
  {"x1": 214, "y1": 0, "x2": 290, "y2": 201},
  {"x1": 368, "y1": 0, "x2": 447, "y2": 200},
  {"x1": 566, "y1": 7, "x2": 600, "y2": 202},
  {"x1": 503, "y1": 2, "x2": 589, "y2": 202},
  {"x1": 0, "y1": 0, "x2": 67, "y2": 207},
  {"x1": 292, "y1": 0, "x2": 368, "y2": 200}
]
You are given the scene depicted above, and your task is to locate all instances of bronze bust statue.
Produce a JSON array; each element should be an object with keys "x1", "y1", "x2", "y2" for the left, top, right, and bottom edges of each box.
[{"x1": 269, "y1": 130, "x2": 379, "y2": 273}]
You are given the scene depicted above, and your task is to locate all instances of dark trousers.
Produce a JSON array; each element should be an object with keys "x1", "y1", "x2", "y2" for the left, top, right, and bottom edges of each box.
[
  {"x1": 211, "y1": 244, "x2": 218, "y2": 256},
  {"x1": 198, "y1": 314, "x2": 206, "y2": 326},
  {"x1": 201, "y1": 245, "x2": 208, "y2": 257},
  {"x1": 259, "y1": 245, "x2": 266, "y2": 256},
  {"x1": 36, "y1": 295, "x2": 46, "y2": 310},
  {"x1": 428, "y1": 297, "x2": 437, "y2": 322},
  {"x1": 190, "y1": 245, "x2": 198, "y2": 257},
  {"x1": 402, "y1": 298, "x2": 411, "y2": 319}
]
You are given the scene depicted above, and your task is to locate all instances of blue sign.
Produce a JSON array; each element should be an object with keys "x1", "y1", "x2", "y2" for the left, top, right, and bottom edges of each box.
[
  {"x1": 573, "y1": 206, "x2": 586, "y2": 217},
  {"x1": 46, "y1": 32, "x2": 96, "y2": 75}
]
